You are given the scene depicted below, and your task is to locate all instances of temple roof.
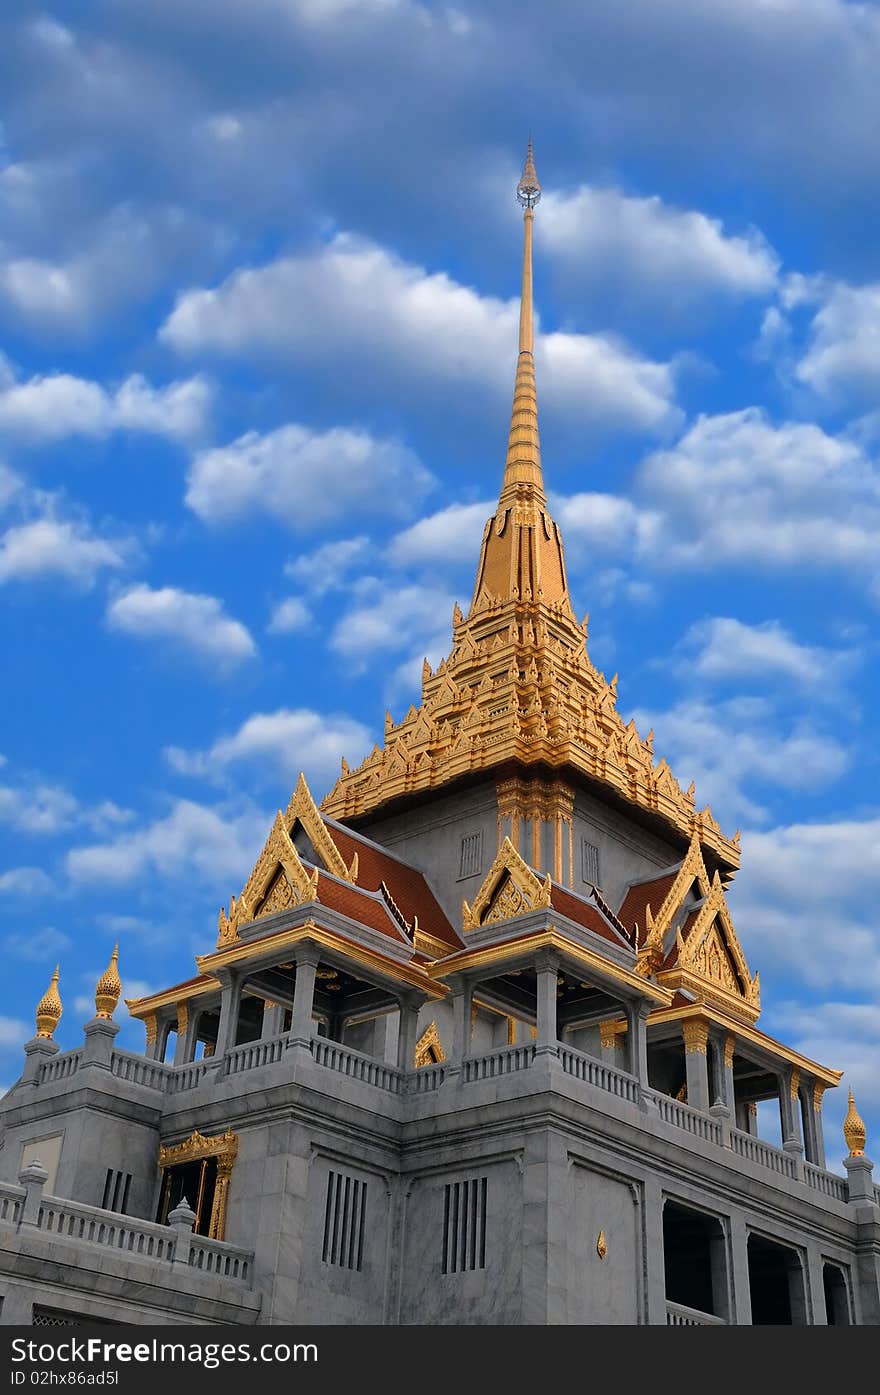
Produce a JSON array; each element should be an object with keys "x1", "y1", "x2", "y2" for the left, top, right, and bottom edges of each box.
[{"x1": 320, "y1": 143, "x2": 740, "y2": 876}]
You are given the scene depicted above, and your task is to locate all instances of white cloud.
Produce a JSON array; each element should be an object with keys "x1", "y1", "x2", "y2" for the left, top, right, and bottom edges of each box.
[
  {"x1": 388, "y1": 501, "x2": 493, "y2": 568},
  {"x1": 552, "y1": 492, "x2": 645, "y2": 557},
  {"x1": 267, "y1": 596, "x2": 311, "y2": 634},
  {"x1": 0, "y1": 368, "x2": 211, "y2": 443},
  {"x1": 540, "y1": 183, "x2": 778, "y2": 311},
  {"x1": 284, "y1": 536, "x2": 372, "y2": 594},
  {"x1": 2, "y1": 927, "x2": 72, "y2": 962},
  {"x1": 633, "y1": 696, "x2": 849, "y2": 825},
  {"x1": 162, "y1": 235, "x2": 680, "y2": 434},
  {"x1": 679, "y1": 617, "x2": 853, "y2": 689},
  {"x1": 790, "y1": 279, "x2": 880, "y2": 406},
  {"x1": 329, "y1": 579, "x2": 459, "y2": 662},
  {"x1": 165, "y1": 706, "x2": 371, "y2": 793},
  {"x1": 0, "y1": 514, "x2": 130, "y2": 587},
  {"x1": 186, "y1": 422, "x2": 433, "y2": 529},
  {"x1": 0, "y1": 463, "x2": 23, "y2": 512},
  {"x1": 0, "y1": 1015, "x2": 31, "y2": 1048},
  {"x1": 106, "y1": 584, "x2": 256, "y2": 666},
  {"x1": 0, "y1": 867, "x2": 54, "y2": 897},
  {"x1": 0, "y1": 769, "x2": 132, "y2": 837},
  {"x1": 66, "y1": 798, "x2": 268, "y2": 887}
]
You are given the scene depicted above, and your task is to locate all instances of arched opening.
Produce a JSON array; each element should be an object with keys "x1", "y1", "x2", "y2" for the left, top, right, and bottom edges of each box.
[
  {"x1": 823, "y1": 1262, "x2": 851, "y2": 1325},
  {"x1": 663, "y1": 1200, "x2": 728, "y2": 1322},
  {"x1": 747, "y1": 1233, "x2": 807, "y2": 1324}
]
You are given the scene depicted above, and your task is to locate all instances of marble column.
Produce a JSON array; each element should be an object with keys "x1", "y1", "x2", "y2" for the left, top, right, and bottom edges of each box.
[
  {"x1": 396, "y1": 994, "x2": 422, "y2": 1071},
  {"x1": 779, "y1": 1066, "x2": 804, "y2": 1174},
  {"x1": 213, "y1": 970, "x2": 244, "y2": 1059},
  {"x1": 450, "y1": 979, "x2": 474, "y2": 1063},
  {"x1": 534, "y1": 954, "x2": 559, "y2": 1055},
  {"x1": 289, "y1": 947, "x2": 319, "y2": 1047},
  {"x1": 682, "y1": 1018, "x2": 710, "y2": 1111},
  {"x1": 624, "y1": 999, "x2": 650, "y2": 1090}
]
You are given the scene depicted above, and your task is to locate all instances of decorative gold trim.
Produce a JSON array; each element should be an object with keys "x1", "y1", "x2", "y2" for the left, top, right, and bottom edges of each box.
[
  {"x1": 144, "y1": 1013, "x2": 157, "y2": 1048},
  {"x1": 414, "y1": 927, "x2": 456, "y2": 960},
  {"x1": 462, "y1": 836, "x2": 552, "y2": 932},
  {"x1": 284, "y1": 772, "x2": 355, "y2": 882},
  {"x1": 176, "y1": 1000, "x2": 189, "y2": 1037},
  {"x1": 158, "y1": 1129, "x2": 238, "y2": 1241},
  {"x1": 682, "y1": 1019, "x2": 709, "y2": 1055},
  {"x1": 599, "y1": 1019, "x2": 623, "y2": 1050},
  {"x1": 35, "y1": 965, "x2": 62, "y2": 1039},
  {"x1": 596, "y1": 1231, "x2": 607, "y2": 1260},
  {"x1": 415, "y1": 1020, "x2": 445, "y2": 1067},
  {"x1": 724, "y1": 1033, "x2": 736, "y2": 1069},
  {"x1": 126, "y1": 975, "x2": 219, "y2": 1018},
  {"x1": 789, "y1": 1067, "x2": 800, "y2": 1101},
  {"x1": 219, "y1": 811, "x2": 319, "y2": 946},
  {"x1": 813, "y1": 1081, "x2": 826, "y2": 1113},
  {"x1": 666, "y1": 869, "x2": 759, "y2": 1017},
  {"x1": 843, "y1": 1088, "x2": 866, "y2": 1157},
  {"x1": 94, "y1": 945, "x2": 121, "y2": 1019},
  {"x1": 644, "y1": 1005, "x2": 842, "y2": 1085}
]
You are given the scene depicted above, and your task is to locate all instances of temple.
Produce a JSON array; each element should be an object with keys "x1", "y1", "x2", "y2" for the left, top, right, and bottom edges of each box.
[{"x1": 1, "y1": 144, "x2": 878, "y2": 1328}]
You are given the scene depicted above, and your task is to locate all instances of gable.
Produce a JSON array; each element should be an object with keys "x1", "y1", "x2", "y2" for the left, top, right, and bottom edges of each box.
[
  {"x1": 657, "y1": 872, "x2": 760, "y2": 1021},
  {"x1": 462, "y1": 837, "x2": 551, "y2": 932}
]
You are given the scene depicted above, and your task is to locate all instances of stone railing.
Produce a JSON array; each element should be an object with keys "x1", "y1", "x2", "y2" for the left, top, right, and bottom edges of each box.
[
  {"x1": 666, "y1": 1301, "x2": 726, "y2": 1326},
  {"x1": 730, "y1": 1129, "x2": 797, "y2": 1178},
  {"x1": 653, "y1": 1093, "x2": 723, "y2": 1145},
  {"x1": 558, "y1": 1044, "x2": 640, "y2": 1102},
  {"x1": 168, "y1": 1060, "x2": 212, "y2": 1093},
  {"x1": 311, "y1": 1037, "x2": 403, "y2": 1093},
  {"x1": 36, "y1": 1196, "x2": 177, "y2": 1261},
  {"x1": 0, "y1": 1183, "x2": 24, "y2": 1225},
  {"x1": 804, "y1": 1162, "x2": 848, "y2": 1203},
  {"x1": 37, "y1": 1050, "x2": 83, "y2": 1085},
  {"x1": 225, "y1": 1034, "x2": 287, "y2": 1076},
  {"x1": 408, "y1": 1063, "x2": 446, "y2": 1093},
  {"x1": 111, "y1": 1051, "x2": 174, "y2": 1091},
  {"x1": 462, "y1": 1044, "x2": 536, "y2": 1082},
  {"x1": 188, "y1": 1235, "x2": 251, "y2": 1281}
]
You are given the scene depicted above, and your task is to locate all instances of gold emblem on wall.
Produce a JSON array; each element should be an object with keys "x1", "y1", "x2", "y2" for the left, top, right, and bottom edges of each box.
[{"x1": 596, "y1": 1230, "x2": 607, "y2": 1260}]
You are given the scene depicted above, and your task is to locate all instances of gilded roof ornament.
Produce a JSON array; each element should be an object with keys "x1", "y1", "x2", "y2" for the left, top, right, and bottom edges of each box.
[
  {"x1": 35, "y1": 964, "x2": 62, "y2": 1039},
  {"x1": 843, "y1": 1088, "x2": 867, "y2": 1156},
  {"x1": 94, "y1": 943, "x2": 121, "y2": 1019}
]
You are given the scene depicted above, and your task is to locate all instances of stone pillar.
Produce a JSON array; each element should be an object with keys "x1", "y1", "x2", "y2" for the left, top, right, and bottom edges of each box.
[
  {"x1": 213, "y1": 969, "x2": 244, "y2": 1059},
  {"x1": 143, "y1": 1012, "x2": 160, "y2": 1060},
  {"x1": 534, "y1": 954, "x2": 559, "y2": 1055},
  {"x1": 806, "y1": 1246, "x2": 828, "y2": 1325},
  {"x1": 810, "y1": 1082, "x2": 828, "y2": 1169},
  {"x1": 174, "y1": 1000, "x2": 199, "y2": 1064},
  {"x1": 845, "y1": 1152, "x2": 876, "y2": 1204},
  {"x1": 82, "y1": 1015, "x2": 120, "y2": 1069},
  {"x1": 168, "y1": 1197, "x2": 197, "y2": 1266},
  {"x1": 289, "y1": 947, "x2": 320, "y2": 1047},
  {"x1": 598, "y1": 1019, "x2": 620, "y2": 1067},
  {"x1": 643, "y1": 1177, "x2": 667, "y2": 1325},
  {"x1": 21, "y1": 1035, "x2": 59, "y2": 1084},
  {"x1": 450, "y1": 979, "x2": 474, "y2": 1063},
  {"x1": 682, "y1": 1018, "x2": 710, "y2": 1112},
  {"x1": 780, "y1": 1067, "x2": 804, "y2": 1176},
  {"x1": 261, "y1": 1000, "x2": 286, "y2": 1040},
  {"x1": 728, "y1": 1209, "x2": 753, "y2": 1326},
  {"x1": 396, "y1": 994, "x2": 422, "y2": 1071},
  {"x1": 624, "y1": 999, "x2": 650, "y2": 1091},
  {"x1": 18, "y1": 1159, "x2": 48, "y2": 1226}
]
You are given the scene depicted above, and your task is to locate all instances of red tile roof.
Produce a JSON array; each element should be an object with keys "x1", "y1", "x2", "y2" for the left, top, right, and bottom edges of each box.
[
  {"x1": 617, "y1": 871, "x2": 679, "y2": 943},
  {"x1": 323, "y1": 821, "x2": 461, "y2": 950},
  {"x1": 549, "y1": 883, "x2": 633, "y2": 950}
]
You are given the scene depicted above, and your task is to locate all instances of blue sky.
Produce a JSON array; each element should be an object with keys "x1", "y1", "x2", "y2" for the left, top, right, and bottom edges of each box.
[{"x1": 1, "y1": 0, "x2": 879, "y2": 1168}]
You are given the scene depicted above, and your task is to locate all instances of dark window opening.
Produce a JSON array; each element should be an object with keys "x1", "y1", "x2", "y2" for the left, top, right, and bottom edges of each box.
[
  {"x1": 156, "y1": 1157, "x2": 218, "y2": 1237},
  {"x1": 747, "y1": 1233, "x2": 806, "y2": 1325},
  {"x1": 663, "y1": 1200, "x2": 727, "y2": 1319},
  {"x1": 823, "y1": 1263, "x2": 850, "y2": 1325},
  {"x1": 101, "y1": 1168, "x2": 132, "y2": 1214},
  {"x1": 322, "y1": 1171, "x2": 367, "y2": 1271},
  {"x1": 442, "y1": 1177, "x2": 487, "y2": 1274}
]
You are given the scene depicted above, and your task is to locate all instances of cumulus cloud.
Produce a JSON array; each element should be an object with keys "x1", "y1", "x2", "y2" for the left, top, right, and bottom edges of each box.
[
  {"x1": 388, "y1": 501, "x2": 493, "y2": 569},
  {"x1": 540, "y1": 183, "x2": 778, "y2": 314},
  {"x1": 186, "y1": 421, "x2": 433, "y2": 529},
  {"x1": 162, "y1": 235, "x2": 680, "y2": 434},
  {"x1": 0, "y1": 514, "x2": 131, "y2": 587},
  {"x1": 0, "y1": 1015, "x2": 31, "y2": 1049},
  {"x1": 106, "y1": 584, "x2": 256, "y2": 666},
  {"x1": 633, "y1": 696, "x2": 849, "y2": 826},
  {"x1": 0, "y1": 767, "x2": 131, "y2": 837},
  {"x1": 329, "y1": 578, "x2": 459, "y2": 663},
  {"x1": 164, "y1": 707, "x2": 372, "y2": 793},
  {"x1": 0, "y1": 367, "x2": 211, "y2": 443},
  {"x1": 0, "y1": 867, "x2": 53, "y2": 896},
  {"x1": 267, "y1": 596, "x2": 311, "y2": 634},
  {"x1": 66, "y1": 798, "x2": 268, "y2": 887},
  {"x1": 791, "y1": 279, "x2": 880, "y2": 407},
  {"x1": 284, "y1": 536, "x2": 372, "y2": 595},
  {"x1": 1, "y1": 926, "x2": 72, "y2": 962},
  {"x1": 679, "y1": 617, "x2": 854, "y2": 690}
]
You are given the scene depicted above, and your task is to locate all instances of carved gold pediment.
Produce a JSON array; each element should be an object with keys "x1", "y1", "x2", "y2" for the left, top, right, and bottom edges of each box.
[
  {"x1": 660, "y1": 871, "x2": 760, "y2": 1021},
  {"x1": 415, "y1": 1020, "x2": 445, "y2": 1067},
  {"x1": 218, "y1": 810, "x2": 319, "y2": 947},
  {"x1": 284, "y1": 772, "x2": 357, "y2": 882},
  {"x1": 462, "y1": 836, "x2": 552, "y2": 932}
]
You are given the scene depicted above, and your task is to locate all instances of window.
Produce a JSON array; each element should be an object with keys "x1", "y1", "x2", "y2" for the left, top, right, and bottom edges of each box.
[
  {"x1": 458, "y1": 831, "x2": 483, "y2": 880},
  {"x1": 582, "y1": 838, "x2": 600, "y2": 886},
  {"x1": 322, "y1": 1171, "x2": 367, "y2": 1271},
  {"x1": 442, "y1": 1177, "x2": 487, "y2": 1274},
  {"x1": 100, "y1": 1168, "x2": 132, "y2": 1214}
]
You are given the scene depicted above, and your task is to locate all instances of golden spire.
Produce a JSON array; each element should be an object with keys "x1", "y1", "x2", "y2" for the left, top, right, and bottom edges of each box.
[
  {"x1": 501, "y1": 138, "x2": 545, "y2": 506},
  {"x1": 35, "y1": 965, "x2": 62, "y2": 1039},
  {"x1": 843, "y1": 1087, "x2": 867, "y2": 1156},
  {"x1": 94, "y1": 943, "x2": 122, "y2": 1019}
]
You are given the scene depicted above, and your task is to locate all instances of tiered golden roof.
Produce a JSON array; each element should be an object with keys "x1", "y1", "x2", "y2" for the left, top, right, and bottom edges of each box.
[{"x1": 322, "y1": 143, "x2": 739, "y2": 874}]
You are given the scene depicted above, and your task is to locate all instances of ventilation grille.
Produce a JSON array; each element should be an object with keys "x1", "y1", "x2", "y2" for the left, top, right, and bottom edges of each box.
[
  {"x1": 459, "y1": 832, "x2": 483, "y2": 879},
  {"x1": 101, "y1": 1168, "x2": 132, "y2": 1214},
  {"x1": 442, "y1": 1177, "x2": 487, "y2": 1274},
  {"x1": 322, "y1": 1171, "x2": 367, "y2": 1271},
  {"x1": 582, "y1": 838, "x2": 600, "y2": 886}
]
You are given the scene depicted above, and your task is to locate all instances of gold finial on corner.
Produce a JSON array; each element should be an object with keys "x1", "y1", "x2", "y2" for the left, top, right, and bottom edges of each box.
[
  {"x1": 35, "y1": 964, "x2": 62, "y2": 1038},
  {"x1": 844, "y1": 1087, "x2": 867, "y2": 1157},
  {"x1": 94, "y1": 943, "x2": 122, "y2": 1019},
  {"x1": 516, "y1": 137, "x2": 541, "y2": 210}
]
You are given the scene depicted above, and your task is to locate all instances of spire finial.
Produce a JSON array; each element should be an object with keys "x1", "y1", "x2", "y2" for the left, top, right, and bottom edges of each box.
[
  {"x1": 517, "y1": 137, "x2": 542, "y2": 210},
  {"x1": 844, "y1": 1087, "x2": 867, "y2": 1156},
  {"x1": 94, "y1": 943, "x2": 122, "y2": 1019},
  {"x1": 500, "y1": 139, "x2": 545, "y2": 504},
  {"x1": 35, "y1": 964, "x2": 62, "y2": 1039}
]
